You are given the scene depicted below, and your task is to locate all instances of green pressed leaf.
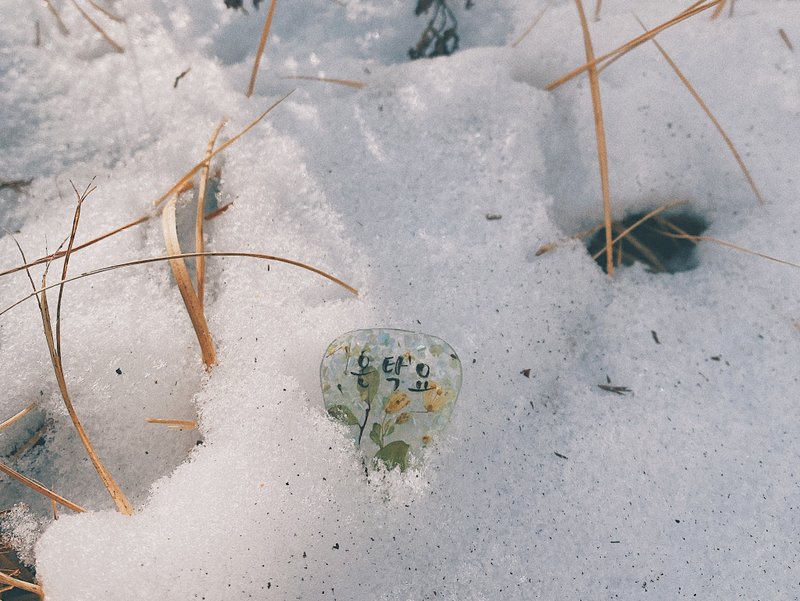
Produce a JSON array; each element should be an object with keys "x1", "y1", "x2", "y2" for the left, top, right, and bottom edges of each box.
[
  {"x1": 369, "y1": 422, "x2": 382, "y2": 447},
  {"x1": 328, "y1": 405, "x2": 359, "y2": 426},
  {"x1": 384, "y1": 422, "x2": 395, "y2": 437},
  {"x1": 358, "y1": 368, "x2": 380, "y2": 405},
  {"x1": 374, "y1": 440, "x2": 410, "y2": 471}
]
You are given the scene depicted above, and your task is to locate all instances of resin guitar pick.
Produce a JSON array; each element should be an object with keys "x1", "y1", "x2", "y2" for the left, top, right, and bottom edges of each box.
[{"x1": 321, "y1": 329, "x2": 462, "y2": 471}]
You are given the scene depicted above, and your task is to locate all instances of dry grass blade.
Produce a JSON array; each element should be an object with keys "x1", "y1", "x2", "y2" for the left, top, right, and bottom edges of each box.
[
  {"x1": 545, "y1": 0, "x2": 722, "y2": 91},
  {"x1": 510, "y1": 0, "x2": 552, "y2": 48},
  {"x1": 711, "y1": 0, "x2": 726, "y2": 19},
  {"x1": 69, "y1": 0, "x2": 124, "y2": 53},
  {"x1": 575, "y1": 0, "x2": 614, "y2": 275},
  {"x1": 151, "y1": 91, "x2": 293, "y2": 210},
  {"x1": 0, "y1": 460, "x2": 86, "y2": 513},
  {"x1": 591, "y1": 200, "x2": 687, "y2": 261},
  {"x1": 0, "y1": 95, "x2": 292, "y2": 281},
  {"x1": 593, "y1": 0, "x2": 602, "y2": 21},
  {"x1": 0, "y1": 403, "x2": 36, "y2": 431},
  {"x1": 658, "y1": 233, "x2": 800, "y2": 269},
  {"x1": 0, "y1": 570, "x2": 44, "y2": 597},
  {"x1": 162, "y1": 196, "x2": 217, "y2": 368},
  {"x1": 86, "y1": 0, "x2": 124, "y2": 22},
  {"x1": 633, "y1": 14, "x2": 764, "y2": 205},
  {"x1": 282, "y1": 75, "x2": 367, "y2": 89},
  {"x1": 9, "y1": 202, "x2": 135, "y2": 515},
  {"x1": 196, "y1": 121, "x2": 227, "y2": 309},
  {"x1": 246, "y1": 0, "x2": 279, "y2": 97},
  {"x1": 204, "y1": 201, "x2": 234, "y2": 220},
  {"x1": 535, "y1": 224, "x2": 603, "y2": 256},
  {"x1": 1, "y1": 250, "x2": 358, "y2": 319},
  {"x1": 43, "y1": 0, "x2": 70, "y2": 35},
  {"x1": 147, "y1": 418, "x2": 197, "y2": 429}
]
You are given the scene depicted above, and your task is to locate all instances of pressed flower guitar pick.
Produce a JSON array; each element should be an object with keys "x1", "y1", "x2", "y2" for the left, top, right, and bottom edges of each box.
[{"x1": 321, "y1": 329, "x2": 462, "y2": 471}]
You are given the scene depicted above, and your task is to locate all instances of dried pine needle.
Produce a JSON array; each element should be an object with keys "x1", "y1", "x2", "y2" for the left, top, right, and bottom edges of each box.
[
  {"x1": 69, "y1": 0, "x2": 124, "y2": 53},
  {"x1": 633, "y1": 14, "x2": 764, "y2": 205},
  {"x1": 282, "y1": 75, "x2": 367, "y2": 89},
  {"x1": 535, "y1": 224, "x2": 603, "y2": 256},
  {"x1": 86, "y1": 0, "x2": 124, "y2": 23},
  {"x1": 591, "y1": 200, "x2": 687, "y2": 261},
  {"x1": 509, "y1": 1, "x2": 552, "y2": 48},
  {"x1": 147, "y1": 418, "x2": 198, "y2": 429},
  {"x1": 658, "y1": 233, "x2": 800, "y2": 270},
  {"x1": 575, "y1": 0, "x2": 614, "y2": 275},
  {"x1": 0, "y1": 403, "x2": 36, "y2": 431},
  {"x1": 11, "y1": 199, "x2": 135, "y2": 516},
  {"x1": 545, "y1": 0, "x2": 722, "y2": 91},
  {"x1": 1, "y1": 250, "x2": 358, "y2": 319},
  {"x1": 162, "y1": 195, "x2": 217, "y2": 368},
  {"x1": 246, "y1": 0, "x2": 279, "y2": 97},
  {"x1": 43, "y1": 0, "x2": 69, "y2": 35},
  {"x1": 0, "y1": 460, "x2": 86, "y2": 514},
  {"x1": 0, "y1": 95, "x2": 292, "y2": 281},
  {"x1": 196, "y1": 121, "x2": 226, "y2": 309}
]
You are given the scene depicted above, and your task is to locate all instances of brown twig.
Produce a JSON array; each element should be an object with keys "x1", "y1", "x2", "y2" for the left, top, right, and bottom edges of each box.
[
  {"x1": 146, "y1": 418, "x2": 197, "y2": 429},
  {"x1": 0, "y1": 569, "x2": 44, "y2": 598},
  {"x1": 575, "y1": 0, "x2": 613, "y2": 275},
  {"x1": 86, "y1": 0, "x2": 124, "y2": 22},
  {"x1": 246, "y1": 0, "x2": 279, "y2": 97}
]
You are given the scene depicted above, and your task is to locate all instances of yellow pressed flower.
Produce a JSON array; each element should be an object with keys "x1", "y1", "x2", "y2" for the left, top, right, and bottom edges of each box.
[
  {"x1": 384, "y1": 391, "x2": 411, "y2": 413},
  {"x1": 395, "y1": 412, "x2": 412, "y2": 425},
  {"x1": 423, "y1": 383, "x2": 452, "y2": 413}
]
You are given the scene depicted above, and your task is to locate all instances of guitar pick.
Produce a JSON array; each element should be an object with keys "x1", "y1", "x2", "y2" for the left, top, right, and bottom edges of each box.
[{"x1": 321, "y1": 329, "x2": 462, "y2": 471}]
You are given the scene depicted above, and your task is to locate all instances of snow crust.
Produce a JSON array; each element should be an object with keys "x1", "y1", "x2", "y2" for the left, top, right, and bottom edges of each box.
[{"x1": 1, "y1": 0, "x2": 799, "y2": 598}]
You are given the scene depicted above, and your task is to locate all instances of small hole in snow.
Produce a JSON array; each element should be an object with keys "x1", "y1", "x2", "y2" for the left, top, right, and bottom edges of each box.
[{"x1": 585, "y1": 208, "x2": 708, "y2": 274}]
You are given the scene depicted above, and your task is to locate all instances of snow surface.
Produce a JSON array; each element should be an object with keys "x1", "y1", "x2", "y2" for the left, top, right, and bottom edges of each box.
[{"x1": 1, "y1": 0, "x2": 799, "y2": 598}]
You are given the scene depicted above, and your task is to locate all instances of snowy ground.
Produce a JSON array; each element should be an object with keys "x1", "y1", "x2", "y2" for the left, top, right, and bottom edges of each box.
[{"x1": 0, "y1": 0, "x2": 799, "y2": 599}]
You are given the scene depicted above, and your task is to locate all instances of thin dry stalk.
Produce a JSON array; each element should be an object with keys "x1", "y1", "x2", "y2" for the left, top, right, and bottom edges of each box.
[
  {"x1": 545, "y1": 0, "x2": 722, "y2": 91},
  {"x1": 0, "y1": 403, "x2": 36, "y2": 431},
  {"x1": 535, "y1": 223, "x2": 603, "y2": 256},
  {"x1": 633, "y1": 14, "x2": 764, "y2": 204},
  {"x1": 591, "y1": 200, "x2": 687, "y2": 261},
  {"x1": 196, "y1": 121, "x2": 227, "y2": 309},
  {"x1": 9, "y1": 423, "x2": 47, "y2": 461},
  {"x1": 147, "y1": 418, "x2": 197, "y2": 429},
  {"x1": 779, "y1": 28, "x2": 794, "y2": 51},
  {"x1": 659, "y1": 233, "x2": 800, "y2": 269},
  {"x1": 1, "y1": 250, "x2": 358, "y2": 319},
  {"x1": 162, "y1": 196, "x2": 217, "y2": 368},
  {"x1": 593, "y1": 0, "x2": 602, "y2": 21},
  {"x1": 0, "y1": 94, "x2": 292, "y2": 281},
  {"x1": 282, "y1": 75, "x2": 367, "y2": 89},
  {"x1": 11, "y1": 203, "x2": 135, "y2": 515},
  {"x1": 151, "y1": 91, "x2": 293, "y2": 209},
  {"x1": 69, "y1": 0, "x2": 124, "y2": 53},
  {"x1": 86, "y1": 0, "x2": 124, "y2": 22},
  {"x1": 711, "y1": 0, "x2": 726, "y2": 19},
  {"x1": 246, "y1": 0, "x2": 279, "y2": 97},
  {"x1": 43, "y1": 0, "x2": 70, "y2": 35},
  {"x1": 575, "y1": 0, "x2": 613, "y2": 275},
  {"x1": 0, "y1": 570, "x2": 43, "y2": 598},
  {"x1": 0, "y1": 460, "x2": 86, "y2": 513},
  {"x1": 510, "y1": 1, "x2": 552, "y2": 48}
]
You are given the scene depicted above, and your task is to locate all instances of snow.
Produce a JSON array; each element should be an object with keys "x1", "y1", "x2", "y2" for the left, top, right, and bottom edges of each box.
[{"x1": 1, "y1": 0, "x2": 799, "y2": 598}]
